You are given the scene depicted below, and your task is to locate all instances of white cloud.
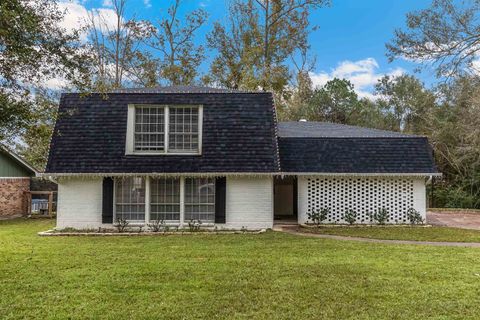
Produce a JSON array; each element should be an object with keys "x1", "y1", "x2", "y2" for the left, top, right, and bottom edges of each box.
[
  {"x1": 309, "y1": 58, "x2": 405, "y2": 99},
  {"x1": 143, "y1": 0, "x2": 152, "y2": 8},
  {"x1": 58, "y1": 0, "x2": 118, "y2": 41},
  {"x1": 103, "y1": 0, "x2": 113, "y2": 7}
]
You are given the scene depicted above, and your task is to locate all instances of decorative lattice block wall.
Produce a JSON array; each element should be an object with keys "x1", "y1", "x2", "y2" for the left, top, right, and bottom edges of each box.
[{"x1": 306, "y1": 177, "x2": 414, "y2": 224}]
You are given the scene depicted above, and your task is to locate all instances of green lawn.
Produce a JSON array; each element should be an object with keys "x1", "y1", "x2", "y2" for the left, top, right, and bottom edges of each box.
[
  {"x1": 301, "y1": 225, "x2": 480, "y2": 242},
  {"x1": 2, "y1": 219, "x2": 480, "y2": 319}
]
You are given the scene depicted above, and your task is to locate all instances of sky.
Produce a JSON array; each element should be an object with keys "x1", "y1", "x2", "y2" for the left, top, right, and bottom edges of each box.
[{"x1": 58, "y1": 0, "x2": 436, "y2": 98}]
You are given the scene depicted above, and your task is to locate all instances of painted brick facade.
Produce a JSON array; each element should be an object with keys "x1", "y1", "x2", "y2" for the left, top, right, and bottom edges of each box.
[{"x1": 0, "y1": 178, "x2": 30, "y2": 216}]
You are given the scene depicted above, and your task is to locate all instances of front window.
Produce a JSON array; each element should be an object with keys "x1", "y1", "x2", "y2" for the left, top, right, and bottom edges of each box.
[
  {"x1": 129, "y1": 104, "x2": 202, "y2": 154},
  {"x1": 184, "y1": 178, "x2": 215, "y2": 222},
  {"x1": 150, "y1": 178, "x2": 180, "y2": 221},
  {"x1": 115, "y1": 177, "x2": 145, "y2": 221}
]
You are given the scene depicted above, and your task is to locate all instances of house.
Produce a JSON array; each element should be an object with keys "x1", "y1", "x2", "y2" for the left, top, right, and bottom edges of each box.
[
  {"x1": 0, "y1": 145, "x2": 38, "y2": 216},
  {"x1": 44, "y1": 86, "x2": 439, "y2": 230}
]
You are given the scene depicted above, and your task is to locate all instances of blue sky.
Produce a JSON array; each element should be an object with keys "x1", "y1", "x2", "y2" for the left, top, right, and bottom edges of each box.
[{"x1": 62, "y1": 0, "x2": 435, "y2": 97}]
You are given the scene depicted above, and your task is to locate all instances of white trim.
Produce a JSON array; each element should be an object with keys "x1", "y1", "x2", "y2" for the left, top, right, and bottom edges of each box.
[
  {"x1": 179, "y1": 177, "x2": 185, "y2": 228},
  {"x1": 43, "y1": 172, "x2": 442, "y2": 178},
  {"x1": 164, "y1": 106, "x2": 170, "y2": 153},
  {"x1": 125, "y1": 104, "x2": 135, "y2": 154},
  {"x1": 0, "y1": 177, "x2": 32, "y2": 180},
  {"x1": 145, "y1": 176, "x2": 151, "y2": 223}
]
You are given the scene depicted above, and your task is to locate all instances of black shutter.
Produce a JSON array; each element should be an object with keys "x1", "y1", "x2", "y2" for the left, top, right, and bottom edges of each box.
[
  {"x1": 215, "y1": 177, "x2": 226, "y2": 223},
  {"x1": 102, "y1": 177, "x2": 114, "y2": 223}
]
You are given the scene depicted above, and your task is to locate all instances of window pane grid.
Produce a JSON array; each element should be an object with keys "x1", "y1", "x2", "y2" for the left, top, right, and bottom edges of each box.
[
  {"x1": 115, "y1": 177, "x2": 145, "y2": 221},
  {"x1": 169, "y1": 107, "x2": 199, "y2": 152},
  {"x1": 150, "y1": 178, "x2": 180, "y2": 221},
  {"x1": 134, "y1": 106, "x2": 165, "y2": 151},
  {"x1": 184, "y1": 178, "x2": 215, "y2": 222}
]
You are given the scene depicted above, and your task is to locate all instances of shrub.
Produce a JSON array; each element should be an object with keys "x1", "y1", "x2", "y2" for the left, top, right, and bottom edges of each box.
[
  {"x1": 372, "y1": 208, "x2": 389, "y2": 225},
  {"x1": 407, "y1": 208, "x2": 424, "y2": 225},
  {"x1": 114, "y1": 217, "x2": 129, "y2": 232},
  {"x1": 147, "y1": 219, "x2": 164, "y2": 232},
  {"x1": 307, "y1": 208, "x2": 330, "y2": 227},
  {"x1": 343, "y1": 209, "x2": 357, "y2": 225},
  {"x1": 188, "y1": 219, "x2": 202, "y2": 232}
]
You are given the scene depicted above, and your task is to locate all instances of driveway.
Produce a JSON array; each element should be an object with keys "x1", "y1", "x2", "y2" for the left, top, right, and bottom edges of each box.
[{"x1": 427, "y1": 211, "x2": 480, "y2": 230}]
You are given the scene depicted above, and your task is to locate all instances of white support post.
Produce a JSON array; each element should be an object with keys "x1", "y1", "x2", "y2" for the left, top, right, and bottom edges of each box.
[
  {"x1": 180, "y1": 177, "x2": 185, "y2": 227},
  {"x1": 164, "y1": 107, "x2": 169, "y2": 153},
  {"x1": 145, "y1": 176, "x2": 151, "y2": 225}
]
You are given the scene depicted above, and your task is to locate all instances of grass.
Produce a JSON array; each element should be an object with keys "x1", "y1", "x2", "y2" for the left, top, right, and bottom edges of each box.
[
  {"x1": 1, "y1": 219, "x2": 480, "y2": 319},
  {"x1": 301, "y1": 225, "x2": 480, "y2": 243}
]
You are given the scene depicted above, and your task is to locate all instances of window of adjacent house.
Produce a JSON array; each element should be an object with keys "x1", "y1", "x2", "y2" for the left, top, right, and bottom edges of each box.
[
  {"x1": 150, "y1": 178, "x2": 180, "y2": 221},
  {"x1": 115, "y1": 177, "x2": 145, "y2": 221},
  {"x1": 131, "y1": 105, "x2": 201, "y2": 154},
  {"x1": 184, "y1": 177, "x2": 215, "y2": 222}
]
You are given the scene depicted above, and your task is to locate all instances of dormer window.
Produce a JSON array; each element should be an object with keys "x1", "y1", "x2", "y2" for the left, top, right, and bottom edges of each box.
[{"x1": 126, "y1": 104, "x2": 203, "y2": 155}]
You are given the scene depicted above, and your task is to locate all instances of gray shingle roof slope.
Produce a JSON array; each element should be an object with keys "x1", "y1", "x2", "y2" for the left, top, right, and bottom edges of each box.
[
  {"x1": 111, "y1": 85, "x2": 253, "y2": 94},
  {"x1": 278, "y1": 122, "x2": 438, "y2": 174},
  {"x1": 45, "y1": 91, "x2": 280, "y2": 174},
  {"x1": 278, "y1": 121, "x2": 418, "y2": 138}
]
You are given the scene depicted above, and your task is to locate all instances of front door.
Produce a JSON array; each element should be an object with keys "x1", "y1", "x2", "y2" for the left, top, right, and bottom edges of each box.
[{"x1": 274, "y1": 176, "x2": 297, "y2": 221}]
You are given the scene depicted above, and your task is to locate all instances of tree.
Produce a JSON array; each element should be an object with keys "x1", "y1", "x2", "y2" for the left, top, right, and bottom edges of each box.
[
  {"x1": 142, "y1": 0, "x2": 208, "y2": 85},
  {"x1": 82, "y1": 0, "x2": 157, "y2": 90},
  {"x1": 374, "y1": 75, "x2": 436, "y2": 133},
  {"x1": 0, "y1": 0, "x2": 87, "y2": 143},
  {"x1": 303, "y1": 78, "x2": 360, "y2": 123},
  {"x1": 387, "y1": 0, "x2": 480, "y2": 79},
  {"x1": 15, "y1": 91, "x2": 58, "y2": 170},
  {"x1": 207, "y1": 0, "x2": 329, "y2": 94}
]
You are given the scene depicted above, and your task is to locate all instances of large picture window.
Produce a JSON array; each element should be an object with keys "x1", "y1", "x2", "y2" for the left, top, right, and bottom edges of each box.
[
  {"x1": 150, "y1": 178, "x2": 180, "y2": 221},
  {"x1": 115, "y1": 177, "x2": 145, "y2": 221},
  {"x1": 185, "y1": 178, "x2": 215, "y2": 222},
  {"x1": 129, "y1": 104, "x2": 202, "y2": 154}
]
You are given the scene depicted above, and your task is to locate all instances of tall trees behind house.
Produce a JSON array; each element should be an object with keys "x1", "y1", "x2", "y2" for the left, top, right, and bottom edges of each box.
[
  {"x1": 207, "y1": 0, "x2": 329, "y2": 96},
  {"x1": 0, "y1": 0, "x2": 87, "y2": 143},
  {"x1": 387, "y1": 0, "x2": 480, "y2": 79},
  {"x1": 83, "y1": 0, "x2": 208, "y2": 89},
  {"x1": 142, "y1": 0, "x2": 207, "y2": 85}
]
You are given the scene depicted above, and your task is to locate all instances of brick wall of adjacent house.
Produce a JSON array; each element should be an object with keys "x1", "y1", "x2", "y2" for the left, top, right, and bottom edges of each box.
[{"x1": 0, "y1": 178, "x2": 30, "y2": 216}]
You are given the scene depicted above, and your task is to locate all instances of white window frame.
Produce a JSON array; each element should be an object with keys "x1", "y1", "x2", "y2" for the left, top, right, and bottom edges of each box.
[
  {"x1": 126, "y1": 104, "x2": 203, "y2": 155},
  {"x1": 113, "y1": 177, "x2": 215, "y2": 227}
]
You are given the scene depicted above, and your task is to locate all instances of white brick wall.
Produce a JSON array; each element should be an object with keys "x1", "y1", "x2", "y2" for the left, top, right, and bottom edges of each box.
[
  {"x1": 222, "y1": 176, "x2": 273, "y2": 229},
  {"x1": 298, "y1": 176, "x2": 427, "y2": 224},
  {"x1": 56, "y1": 176, "x2": 274, "y2": 230},
  {"x1": 56, "y1": 177, "x2": 104, "y2": 229}
]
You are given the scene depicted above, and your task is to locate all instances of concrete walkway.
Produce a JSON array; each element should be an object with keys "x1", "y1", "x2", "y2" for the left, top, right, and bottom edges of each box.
[
  {"x1": 427, "y1": 211, "x2": 480, "y2": 230},
  {"x1": 275, "y1": 225, "x2": 480, "y2": 248}
]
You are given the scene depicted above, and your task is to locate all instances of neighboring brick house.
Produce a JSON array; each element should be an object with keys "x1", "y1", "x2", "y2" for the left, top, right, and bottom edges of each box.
[
  {"x1": 0, "y1": 145, "x2": 38, "y2": 216},
  {"x1": 44, "y1": 86, "x2": 440, "y2": 230}
]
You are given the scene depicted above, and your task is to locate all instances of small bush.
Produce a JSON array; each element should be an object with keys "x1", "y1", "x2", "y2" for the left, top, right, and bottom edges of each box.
[
  {"x1": 343, "y1": 209, "x2": 357, "y2": 225},
  {"x1": 307, "y1": 208, "x2": 330, "y2": 227},
  {"x1": 147, "y1": 219, "x2": 164, "y2": 232},
  {"x1": 188, "y1": 219, "x2": 202, "y2": 232},
  {"x1": 372, "y1": 208, "x2": 389, "y2": 225},
  {"x1": 407, "y1": 208, "x2": 424, "y2": 225},
  {"x1": 114, "y1": 217, "x2": 129, "y2": 232}
]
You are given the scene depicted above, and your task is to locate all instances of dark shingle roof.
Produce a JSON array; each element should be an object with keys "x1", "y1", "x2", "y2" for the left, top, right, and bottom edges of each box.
[
  {"x1": 278, "y1": 121, "x2": 417, "y2": 138},
  {"x1": 110, "y1": 85, "x2": 254, "y2": 94},
  {"x1": 277, "y1": 122, "x2": 438, "y2": 174},
  {"x1": 45, "y1": 91, "x2": 279, "y2": 174}
]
